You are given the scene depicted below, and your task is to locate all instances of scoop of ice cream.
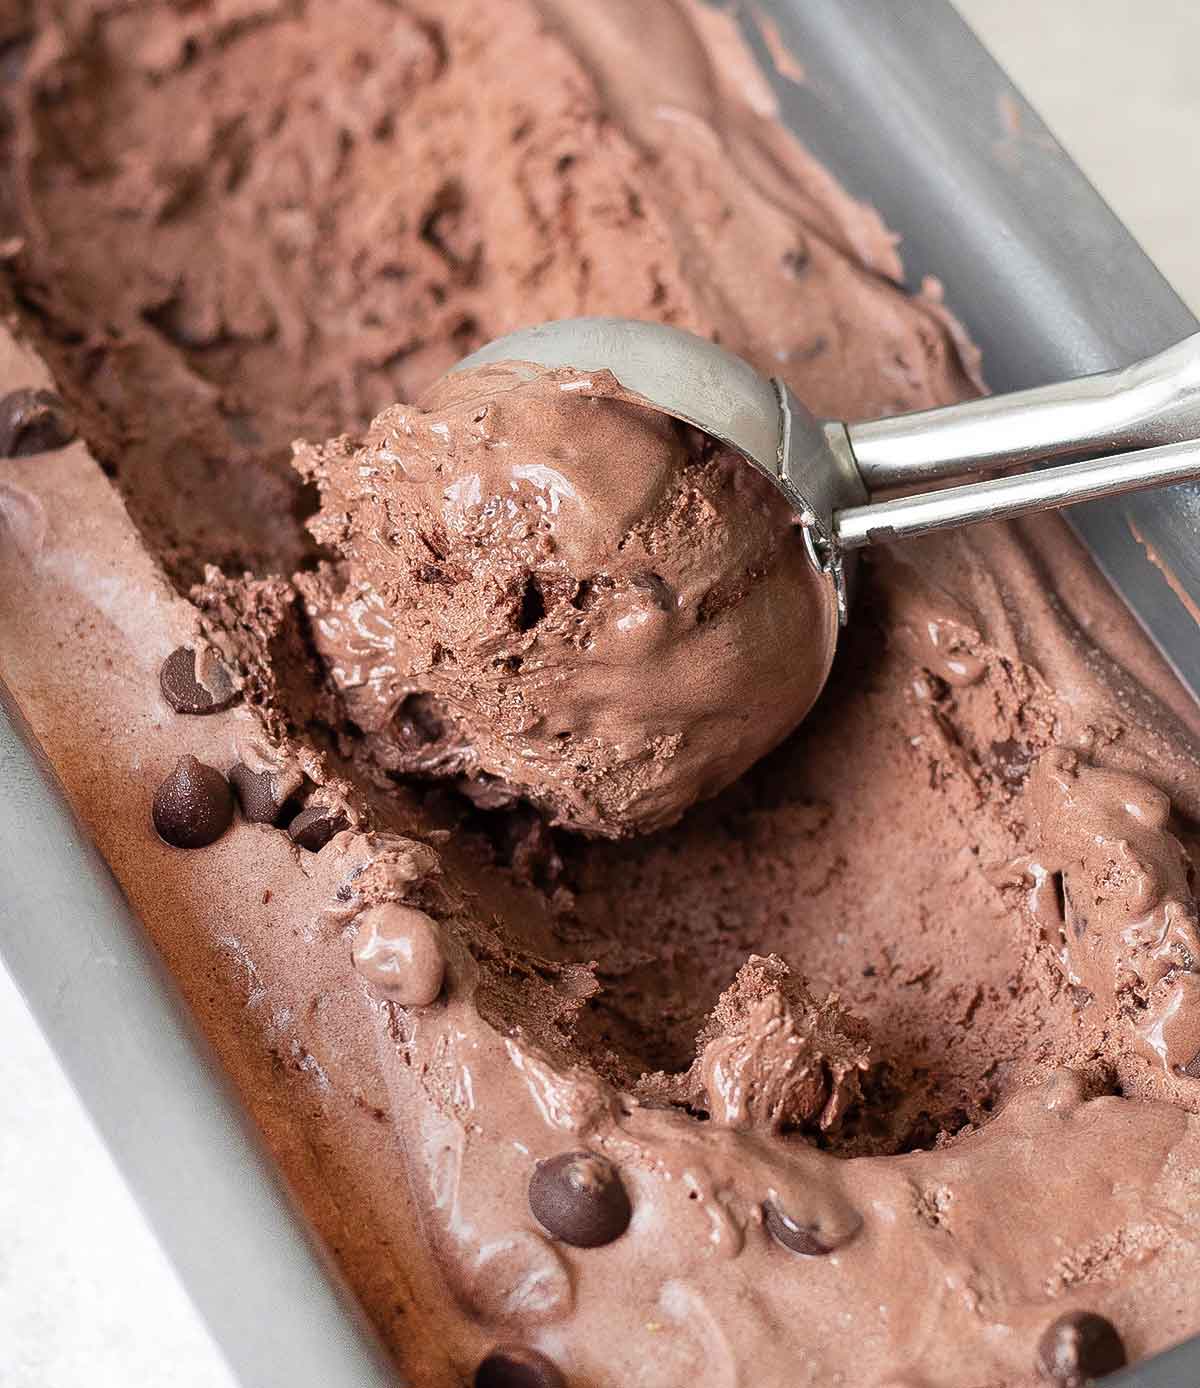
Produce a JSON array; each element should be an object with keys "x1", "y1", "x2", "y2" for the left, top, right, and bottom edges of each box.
[
  {"x1": 295, "y1": 362, "x2": 837, "y2": 836},
  {"x1": 639, "y1": 954, "x2": 871, "y2": 1135}
]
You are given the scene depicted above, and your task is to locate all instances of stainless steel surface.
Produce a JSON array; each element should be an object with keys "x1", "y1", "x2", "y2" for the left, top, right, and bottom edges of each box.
[
  {"x1": 849, "y1": 332, "x2": 1200, "y2": 486},
  {"x1": 1108, "y1": 1336, "x2": 1200, "y2": 1388},
  {"x1": 0, "y1": 686, "x2": 399, "y2": 1388},
  {"x1": 837, "y1": 438, "x2": 1200, "y2": 547}
]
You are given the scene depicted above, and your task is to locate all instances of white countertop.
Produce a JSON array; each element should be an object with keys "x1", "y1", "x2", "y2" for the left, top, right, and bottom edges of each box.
[
  {"x1": 0, "y1": 963, "x2": 236, "y2": 1388},
  {"x1": 957, "y1": 0, "x2": 1200, "y2": 316},
  {"x1": 3, "y1": 3, "x2": 1198, "y2": 1384}
]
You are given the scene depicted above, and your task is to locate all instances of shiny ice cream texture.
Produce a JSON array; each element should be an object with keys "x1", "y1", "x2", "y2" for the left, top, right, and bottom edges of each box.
[
  {"x1": 5, "y1": 2, "x2": 1200, "y2": 1386},
  {"x1": 296, "y1": 360, "x2": 836, "y2": 836}
]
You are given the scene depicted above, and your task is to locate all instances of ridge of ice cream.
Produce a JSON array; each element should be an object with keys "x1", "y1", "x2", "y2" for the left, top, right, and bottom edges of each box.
[
  {"x1": 294, "y1": 361, "x2": 836, "y2": 837},
  {"x1": 4, "y1": 2, "x2": 1200, "y2": 1386}
]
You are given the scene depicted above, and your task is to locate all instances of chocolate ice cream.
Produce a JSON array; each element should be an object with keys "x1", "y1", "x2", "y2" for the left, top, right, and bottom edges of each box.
[
  {"x1": 4, "y1": 2, "x2": 1200, "y2": 1386},
  {"x1": 295, "y1": 360, "x2": 836, "y2": 836},
  {"x1": 638, "y1": 952, "x2": 871, "y2": 1134}
]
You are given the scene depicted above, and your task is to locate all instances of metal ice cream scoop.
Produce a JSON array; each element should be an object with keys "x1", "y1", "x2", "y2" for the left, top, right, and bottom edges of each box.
[{"x1": 457, "y1": 318, "x2": 1200, "y2": 619}]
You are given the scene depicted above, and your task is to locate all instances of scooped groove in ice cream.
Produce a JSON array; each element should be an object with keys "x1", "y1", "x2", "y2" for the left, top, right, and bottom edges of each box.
[{"x1": 295, "y1": 361, "x2": 837, "y2": 837}]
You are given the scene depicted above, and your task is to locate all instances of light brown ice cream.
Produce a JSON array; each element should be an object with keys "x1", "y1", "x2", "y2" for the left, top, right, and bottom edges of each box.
[
  {"x1": 5, "y1": 2, "x2": 1200, "y2": 1387},
  {"x1": 637, "y1": 952, "x2": 871, "y2": 1135}
]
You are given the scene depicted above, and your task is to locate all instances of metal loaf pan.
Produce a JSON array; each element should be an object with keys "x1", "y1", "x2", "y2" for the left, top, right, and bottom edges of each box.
[{"x1": 1, "y1": 2, "x2": 1196, "y2": 1384}]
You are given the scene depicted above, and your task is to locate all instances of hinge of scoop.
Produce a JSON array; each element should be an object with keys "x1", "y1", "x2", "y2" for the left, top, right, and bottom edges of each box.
[{"x1": 773, "y1": 381, "x2": 866, "y2": 624}]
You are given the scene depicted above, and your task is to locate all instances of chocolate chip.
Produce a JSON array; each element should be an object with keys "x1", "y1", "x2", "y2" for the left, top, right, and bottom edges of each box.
[
  {"x1": 528, "y1": 1151, "x2": 631, "y2": 1248},
  {"x1": 229, "y1": 763, "x2": 293, "y2": 825},
  {"x1": 159, "y1": 646, "x2": 238, "y2": 715},
  {"x1": 1036, "y1": 1312, "x2": 1127, "y2": 1385},
  {"x1": 474, "y1": 1346, "x2": 564, "y2": 1388},
  {"x1": 0, "y1": 388, "x2": 74, "y2": 456},
  {"x1": 152, "y1": 755, "x2": 234, "y2": 849},
  {"x1": 991, "y1": 737, "x2": 1033, "y2": 788},
  {"x1": 287, "y1": 804, "x2": 350, "y2": 852},
  {"x1": 763, "y1": 1201, "x2": 853, "y2": 1257}
]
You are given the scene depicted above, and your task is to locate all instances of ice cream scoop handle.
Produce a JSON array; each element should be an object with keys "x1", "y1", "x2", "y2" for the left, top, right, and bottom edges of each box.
[
  {"x1": 835, "y1": 437, "x2": 1200, "y2": 548},
  {"x1": 846, "y1": 333, "x2": 1200, "y2": 488}
]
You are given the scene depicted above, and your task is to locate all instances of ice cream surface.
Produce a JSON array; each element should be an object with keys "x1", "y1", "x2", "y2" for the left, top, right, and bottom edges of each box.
[{"x1": 4, "y1": 2, "x2": 1200, "y2": 1387}]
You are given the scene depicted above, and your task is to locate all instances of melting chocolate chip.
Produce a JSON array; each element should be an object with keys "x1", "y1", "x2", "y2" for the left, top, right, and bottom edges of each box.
[
  {"x1": 763, "y1": 1201, "x2": 853, "y2": 1257},
  {"x1": 0, "y1": 388, "x2": 75, "y2": 457},
  {"x1": 528, "y1": 1150, "x2": 631, "y2": 1248},
  {"x1": 229, "y1": 763, "x2": 293, "y2": 825},
  {"x1": 1036, "y1": 1312, "x2": 1127, "y2": 1385},
  {"x1": 152, "y1": 755, "x2": 234, "y2": 849},
  {"x1": 159, "y1": 646, "x2": 238, "y2": 715},
  {"x1": 288, "y1": 804, "x2": 350, "y2": 852},
  {"x1": 352, "y1": 903, "x2": 445, "y2": 1006},
  {"x1": 474, "y1": 1346, "x2": 565, "y2": 1388}
]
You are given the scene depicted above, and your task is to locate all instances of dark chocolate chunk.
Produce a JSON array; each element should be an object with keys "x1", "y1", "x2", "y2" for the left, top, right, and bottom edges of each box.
[
  {"x1": 0, "y1": 388, "x2": 74, "y2": 457},
  {"x1": 152, "y1": 755, "x2": 234, "y2": 849},
  {"x1": 781, "y1": 245, "x2": 810, "y2": 277},
  {"x1": 1036, "y1": 1312, "x2": 1127, "y2": 1385},
  {"x1": 159, "y1": 646, "x2": 238, "y2": 715},
  {"x1": 528, "y1": 1150, "x2": 631, "y2": 1248},
  {"x1": 474, "y1": 1346, "x2": 565, "y2": 1388},
  {"x1": 229, "y1": 763, "x2": 293, "y2": 825},
  {"x1": 763, "y1": 1201, "x2": 854, "y2": 1257},
  {"x1": 287, "y1": 804, "x2": 350, "y2": 852},
  {"x1": 991, "y1": 737, "x2": 1033, "y2": 788}
]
